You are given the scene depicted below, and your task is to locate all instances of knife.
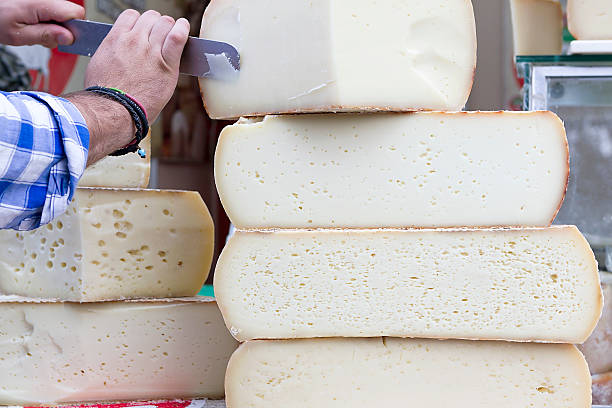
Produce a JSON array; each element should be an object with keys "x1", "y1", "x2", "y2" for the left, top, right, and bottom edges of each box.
[{"x1": 58, "y1": 19, "x2": 240, "y2": 79}]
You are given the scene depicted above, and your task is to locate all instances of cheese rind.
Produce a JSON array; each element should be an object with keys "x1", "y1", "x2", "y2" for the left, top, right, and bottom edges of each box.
[
  {"x1": 199, "y1": 0, "x2": 477, "y2": 119},
  {"x1": 510, "y1": 0, "x2": 563, "y2": 55},
  {"x1": 0, "y1": 188, "x2": 214, "y2": 301},
  {"x1": 225, "y1": 338, "x2": 592, "y2": 408},
  {"x1": 579, "y1": 272, "x2": 612, "y2": 374},
  {"x1": 215, "y1": 227, "x2": 601, "y2": 343},
  {"x1": 0, "y1": 297, "x2": 237, "y2": 405},
  {"x1": 215, "y1": 112, "x2": 568, "y2": 229},
  {"x1": 80, "y1": 135, "x2": 151, "y2": 188},
  {"x1": 568, "y1": 0, "x2": 612, "y2": 40}
]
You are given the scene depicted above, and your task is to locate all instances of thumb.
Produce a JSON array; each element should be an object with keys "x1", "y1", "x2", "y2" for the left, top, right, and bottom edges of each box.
[
  {"x1": 15, "y1": 23, "x2": 74, "y2": 48},
  {"x1": 161, "y1": 18, "x2": 190, "y2": 70}
]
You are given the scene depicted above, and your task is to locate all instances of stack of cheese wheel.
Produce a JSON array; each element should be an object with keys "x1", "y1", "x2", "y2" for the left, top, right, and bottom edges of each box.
[
  {"x1": 0, "y1": 136, "x2": 238, "y2": 404},
  {"x1": 200, "y1": 0, "x2": 604, "y2": 407}
]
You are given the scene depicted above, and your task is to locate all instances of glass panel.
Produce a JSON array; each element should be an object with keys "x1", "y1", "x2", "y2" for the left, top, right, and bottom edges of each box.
[{"x1": 547, "y1": 77, "x2": 612, "y2": 107}]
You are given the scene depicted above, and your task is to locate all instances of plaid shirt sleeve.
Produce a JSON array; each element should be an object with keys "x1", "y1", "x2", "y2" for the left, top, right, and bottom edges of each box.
[{"x1": 0, "y1": 91, "x2": 89, "y2": 231}]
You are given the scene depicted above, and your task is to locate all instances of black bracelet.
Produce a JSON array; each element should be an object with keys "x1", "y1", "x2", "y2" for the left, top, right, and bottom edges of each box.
[{"x1": 85, "y1": 86, "x2": 149, "y2": 158}]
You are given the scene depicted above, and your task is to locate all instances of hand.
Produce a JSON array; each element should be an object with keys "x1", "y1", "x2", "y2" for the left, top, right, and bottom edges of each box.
[
  {"x1": 0, "y1": 0, "x2": 85, "y2": 48},
  {"x1": 84, "y1": 9, "x2": 190, "y2": 124}
]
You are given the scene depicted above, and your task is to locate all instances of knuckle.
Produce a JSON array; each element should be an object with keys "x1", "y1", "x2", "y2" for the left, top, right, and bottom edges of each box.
[{"x1": 161, "y1": 15, "x2": 175, "y2": 24}]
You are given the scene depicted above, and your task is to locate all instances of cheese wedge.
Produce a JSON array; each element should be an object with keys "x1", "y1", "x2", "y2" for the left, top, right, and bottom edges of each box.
[
  {"x1": 215, "y1": 112, "x2": 568, "y2": 229},
  {"x1": 225, "y1": 338, "x2": 592, "y2": 408},
  {"x1": 199, "y1": 0, "x2": 477, "y2": 119},
  {"x1": 215, "y1": 226, "x2": 601, "y2": 343},
  {"x1": 80, "y1": 135, "x2": 151, "y2": 189},
  {"x1": 0, "y1": 297, "x2": 238, "y2": 405},
  {"x1": 568, "y1": 0, "x2": 612, "y2": 40},
  {"x1": 0, "y1": 188, "x2": 214, "y2": 301},
  {"x1": 579, "y1": 272, "x2": 612, "y2": 374},
  {"x1": 510, "y1": 0, "x2": 563, "y2": 55}
]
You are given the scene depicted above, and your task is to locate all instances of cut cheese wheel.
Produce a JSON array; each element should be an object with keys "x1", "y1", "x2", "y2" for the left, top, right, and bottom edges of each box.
[
  {"x1": 0, "y1": 188, "x2": 214, "y2": 301},
  {"x1": 592, "y1": 372, "x2": 612, "y2": 405},
  {"x1": 510, "y1": 0, "x2": 563, "y2": 55},
  {"x1": 80, "y1": 135, "x2": 151, "y2": 188},
  {"x1": 568, "y1": 0, "x2": 612, "y2": 40},
  {"x1": 579, "y1": 272, "x2": 612, "y2": 374},
  {"x1": 0, "y1": 297, "x2": 238, "y2": 405},
  {"x1": 225, "y1": 338, "x2": 592, "y2": 408},
  {"x1": 215, "y1": 112, "x2": 568, "y2": 229},
  {"x1": 215, "y1": 226, "x2": 601, "y2": 343},
  {"x1": 199, "y1": 0, "x2": 477, "y2": 119}
]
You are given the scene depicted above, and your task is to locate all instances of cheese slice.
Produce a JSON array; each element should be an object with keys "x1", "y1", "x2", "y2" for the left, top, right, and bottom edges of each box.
[
  {"x1": 579, "y1": 272, "x2": 612, "y2": 374},
  {"x1": 510, "y1": 0, "x2": 563, "y2": 55},
  {"x1": 80, "y1": 135, "x2": 151, "y2": 189},
  {"x1": 568, "y1": 0, "x2": 612, "y2": 40},
  {"x1": 225, "y1": 338, "x2": 592, "y2": 408},
  {"x1": 215, "y1": 226, "x2": 601, "y2": 343},
  {"x1": 199, "y1": 0, "x2": 477, "y2": 119},
  {"x1": 593, "y1": 372, "x2": 612, "y2": 405},
  {"x1": 0, "y1": 188, "x2": 214, "y2": 301},
  {"x1": 0, "y1": 297, "x2": 238, "y2": 405},
  {"x1": 215, "y1": 112, "x2": 568, "y2": 229}
]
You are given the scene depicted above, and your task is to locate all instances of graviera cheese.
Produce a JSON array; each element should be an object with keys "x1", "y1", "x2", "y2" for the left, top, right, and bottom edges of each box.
[
  {"x1": 80, "y1": 135, "x2": 151, "y2": 189},
  {"x1": 215, "y1": 112, "x2": 568, "y2": 229},
  {"x1": 0, "y1": 297, "x2": 238, "y2": 405},
  {"x1": 199, "y1": 0, "x2": 477, "y2": 119},
  {"x1": 215, "y1": 226, "x2": 601, "y2": 343},
  {"x1": 510, "y1": 0, "x2": 563, "y2": 55},
  {"x1": 225, "y1": 338, "x2": 592, "y2": 408},
  {"x1": 568, "y1": 0, "x2": 612, "y2": 40},
  {"x1": 579, "y1": 272, "x2": 612, "y2": 374},
  {"x1": 0, "y1": 188, "x2": 214, "y2": 301}
]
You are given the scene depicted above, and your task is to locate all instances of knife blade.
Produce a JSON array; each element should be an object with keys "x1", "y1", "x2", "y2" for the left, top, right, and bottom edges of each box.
[{"x1": 58, "y1": 19, "x2": 240, "y2": 79}]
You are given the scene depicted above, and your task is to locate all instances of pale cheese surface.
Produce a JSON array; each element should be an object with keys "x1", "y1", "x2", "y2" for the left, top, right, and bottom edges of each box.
[{"x1": 568, "y1": 0, "x2": 612, "y2": 40}]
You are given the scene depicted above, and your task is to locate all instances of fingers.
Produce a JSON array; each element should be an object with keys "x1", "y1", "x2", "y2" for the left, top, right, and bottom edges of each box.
[
  {"x1": 161, "y1": 18, "x2": 190, "y2": 69},
  {"x1": 149, "y1": 15, "x2": 175, "y2": 50},
  {"x1": 110, "y1": 9, "x2": 140, "y2": 35},
  {"x1": 34, "y1": 0, "x2": 85, "y2": 23},
  {"x1": 132, "y1": 10, "x2": 161, "y2": 37},
  {"x1": 16, "y1": 23, "x2": 75, "y2": 47}
]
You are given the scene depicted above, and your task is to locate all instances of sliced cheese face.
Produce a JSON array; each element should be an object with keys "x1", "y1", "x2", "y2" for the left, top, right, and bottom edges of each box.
[
  {"x1": 215, "y1": 227, "x2": 601, "y2": 343},
  {"x1": 215, "y1": 112, "x2": 568, "y2": 229},
  {"x1": 199, "y1": 0, "x2": 477, "y2": 119},
  {"x1": 568, "y1": 0, "x2": 612, "y2": 40},
  {"x1": 0, "y1": 188, "x2": 214, "y2": 301},
  {"x1": 0, "y1": 298, "x2": 238, "y2": 405},
  {"x1": 579, "y1": 272, "x2": 612, "y2": 374},
  {"x1": 80, "y1": 135, "x2": 151, "y2": 188},
  {"x1": 226, "y1": 338, "x2": 592, "y2": 408},
  {"x1": 510, "y1": 0, "x2": 563, "y2": 55}
]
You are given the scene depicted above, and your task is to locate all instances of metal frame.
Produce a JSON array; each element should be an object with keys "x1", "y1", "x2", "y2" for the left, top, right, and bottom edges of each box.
[{"x1": 528, "y1": 65, "x2": 612, "y2": 110}]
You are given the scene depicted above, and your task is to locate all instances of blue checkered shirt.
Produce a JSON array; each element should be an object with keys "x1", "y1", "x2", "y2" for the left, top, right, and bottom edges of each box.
[{"x1": 0, "y1": 91, "x2": 89, "y2": 231}]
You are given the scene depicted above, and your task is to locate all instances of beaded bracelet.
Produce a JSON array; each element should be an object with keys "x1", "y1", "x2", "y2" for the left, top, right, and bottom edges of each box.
[{"x1": 85, "y1": 86, "x2": 149, "y2": 158}]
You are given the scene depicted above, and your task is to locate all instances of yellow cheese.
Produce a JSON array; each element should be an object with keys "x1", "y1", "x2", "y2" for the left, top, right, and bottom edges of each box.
[
  {"x1": 568, "y1": 0, "x2": 612, "y2": 40},
  {"x1": 80, "y1": 135, "x2": 151, "y2": 189},
  {"x1": 199, "y1": 0, "x2": 477, "y2": 119},
  {"x1": 0, "y1": 297, "x2": 238, "y2": 405},
  {"x1": 225, "y1": 338, "x2": 592, "y2": 408},
  {"x1": 215, "y1": 226, "x2": 601, "y2": 343},
  {"x1": 215, "y1": 112, "x2": 568, "y2": 229},
  {"x1": 0, "y1": 188, "x2": 214, "y2": 301},
  {"x1": 510, "y1": 0, "x2": 563, "y2": 55}
]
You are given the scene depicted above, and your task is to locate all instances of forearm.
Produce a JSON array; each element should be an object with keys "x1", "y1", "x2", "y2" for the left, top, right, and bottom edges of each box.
[{"x1": 65, "y1": 91, "x2": 137, "y2": 166}]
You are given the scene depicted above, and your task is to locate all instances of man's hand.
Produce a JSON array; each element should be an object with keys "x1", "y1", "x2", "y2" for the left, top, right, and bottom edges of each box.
[
  {"x1": 85, "y1": 9, "x2": 190, "y2": 124},
  {"x1": 0, "y1": 0, "x2": 85, "y2": 48}
]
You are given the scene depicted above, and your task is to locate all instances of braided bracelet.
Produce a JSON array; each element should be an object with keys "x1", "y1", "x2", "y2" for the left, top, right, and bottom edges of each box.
[{"x1": 85, "y1": 86, "x2": 149, "y2": 158}]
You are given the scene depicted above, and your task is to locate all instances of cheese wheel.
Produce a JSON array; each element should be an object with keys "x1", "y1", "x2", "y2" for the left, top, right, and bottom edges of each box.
[
  {"x1": 215, "y1": 226, "x2": 601, "y2": 343},
  {"x1": 568, "y1": 0, "x2": 612, "y2": 40},
  {"x1": 215, "y1": 111, "x2": 568, "y2": 229},
  {"x1": 509, "y1": 0, "x2": 563, "y2": 55},
  {"x1": 0, "y1": 297, "x2": 237, "y2": 405},
  {"x1": 0, "y1": 188, "x2": 214, "y2": 301},
  {"x1": 199, "y1": 0, "x2": 477, "y2": 119},
  {"x1": 225, "y1": 338, "x2": 592, "y2": 408}
]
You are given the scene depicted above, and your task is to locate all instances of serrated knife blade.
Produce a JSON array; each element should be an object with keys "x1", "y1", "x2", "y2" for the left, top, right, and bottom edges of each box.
[{"x1": 58, "y1": 19, "x2": 240, "y2": 79}]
